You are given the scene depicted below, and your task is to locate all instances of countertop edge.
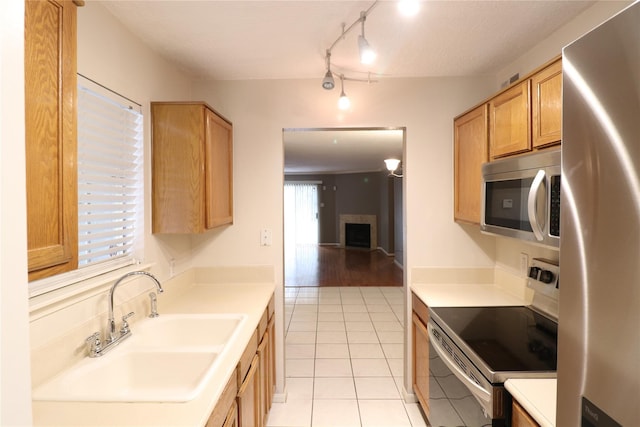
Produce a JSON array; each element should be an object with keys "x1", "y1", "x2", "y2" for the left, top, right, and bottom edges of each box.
[{"x1": 505, "y1": 378, "x2": 557, "y2": 427}]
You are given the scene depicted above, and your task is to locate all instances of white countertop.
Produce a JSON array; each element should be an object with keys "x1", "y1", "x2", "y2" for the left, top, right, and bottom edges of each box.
[
  {"x1": 506, "y1": 378, "x2": 557, "y2": 427},
  {"x1": 32, "y1": 282, "x2": 275, "y2": 427},
  {"x1": 411, "y1": 282, "x2": 528, "y2": 307}
]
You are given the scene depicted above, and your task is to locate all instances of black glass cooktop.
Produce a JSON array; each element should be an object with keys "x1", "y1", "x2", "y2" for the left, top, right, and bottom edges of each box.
[{"x1": 430, "y1": 306, "x2": 557, "y2": 373}]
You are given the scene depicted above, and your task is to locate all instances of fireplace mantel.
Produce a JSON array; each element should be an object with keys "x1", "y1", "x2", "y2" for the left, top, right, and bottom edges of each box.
[{"x1": 339, "y1": 214, "x2": 377, "y2": 250}]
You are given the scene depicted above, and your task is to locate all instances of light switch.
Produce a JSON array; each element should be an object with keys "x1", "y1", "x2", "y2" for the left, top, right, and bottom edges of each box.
[{"x1": 260, "y1": 228, "x2": 272, "y2": 246}]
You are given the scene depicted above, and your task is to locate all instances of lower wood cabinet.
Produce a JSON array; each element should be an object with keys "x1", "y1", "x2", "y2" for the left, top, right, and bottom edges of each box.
[
  {"x1": 206, "y1": 373, "x2": 238, "y2": 427},
  {"x1": 512, "y1": 400, "x2": 541, "y2": 427},
  {"x1": 238, "y1": 354, "x2": 261, "y2": 427},
  {"x1": 412, "y1": 293, "x2": 430, "y2": 417},
  {"x1": 236, "y1": 294, "x2": 276, "y2": 427}
]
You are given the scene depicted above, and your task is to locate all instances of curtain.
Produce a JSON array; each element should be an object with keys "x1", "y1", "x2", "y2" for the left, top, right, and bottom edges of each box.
[{"x1": 284, "y1": 183, "x2": 319, "y2": 249}]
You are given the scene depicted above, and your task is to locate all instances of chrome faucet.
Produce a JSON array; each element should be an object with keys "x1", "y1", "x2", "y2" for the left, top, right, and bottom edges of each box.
[
  {"x1": 85, "y1": 271, "x2": 164, "y2": 357},
  {"x1": 108, "y1": 271, "x2": 164, "y2": 342}
]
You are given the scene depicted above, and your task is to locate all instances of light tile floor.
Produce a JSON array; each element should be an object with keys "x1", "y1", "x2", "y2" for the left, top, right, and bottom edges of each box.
[{"x1": 266, "y1": 286, "x2": 428, "y2": 427}]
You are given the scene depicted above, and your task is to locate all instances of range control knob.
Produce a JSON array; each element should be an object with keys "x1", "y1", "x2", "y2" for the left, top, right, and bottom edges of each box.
[
  {"x1": 539, "y1": 270, "x2": 555, "y2": 284},
  {"x1": 528, "y1": 267, "x2": 540, "y2": 279}
]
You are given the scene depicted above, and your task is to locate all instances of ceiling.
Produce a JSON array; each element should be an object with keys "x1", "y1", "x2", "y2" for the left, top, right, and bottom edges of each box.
[
  {"x1": 97, "y1": 0, "x2": 595, "y2": 174},
  {"x1": 284, "y1": 128, "x2": 404, "y2": 175}
]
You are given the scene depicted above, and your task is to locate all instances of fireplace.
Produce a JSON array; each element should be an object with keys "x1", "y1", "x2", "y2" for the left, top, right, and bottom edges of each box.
[
  {"x1": 339, "y1": 214, "x2": 377, "y2": 250},
  {"x1": 345, "y1": 223, "x2": 371, "y2": 248}
]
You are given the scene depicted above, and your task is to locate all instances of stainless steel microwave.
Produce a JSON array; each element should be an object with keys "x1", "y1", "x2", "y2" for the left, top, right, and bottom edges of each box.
[{"x1": 481, "y1": 149, "x2": 561, "y2": 248}]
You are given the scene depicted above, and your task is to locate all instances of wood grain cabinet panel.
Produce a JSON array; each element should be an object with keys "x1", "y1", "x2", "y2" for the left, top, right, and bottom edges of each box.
[
  {"x1": 412, "y1": 293, "x2": 430, "y2": 418},
  {"x1": 151, "y1": 102, "x2": 233, "y2": 234},
  {"x1": 512, "y1": 400, "x2": 541, "y2": 427},
  {"x1": 454, "y1": 104, "x2": 488, "y2": 224},
  {"x1": 532, "y1": 59, "x2": 562, "y2": 149},
  {"x1": 25, "y1": 0, "x2": 79, "y2": 280},
  {"x1": 489, "y1": 80, "x2": 531, "y2": 159},
  {"x1": 206, "y1": 373, "x2": 238, "y2": 427},
  {"x1": 237, "y1": 355, "x2": 261, "y2": 427}
]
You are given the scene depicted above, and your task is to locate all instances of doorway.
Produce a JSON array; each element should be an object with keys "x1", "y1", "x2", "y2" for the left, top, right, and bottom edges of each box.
[{"x1": 283, "y1": 127, "x2": 404, "y2": 288}]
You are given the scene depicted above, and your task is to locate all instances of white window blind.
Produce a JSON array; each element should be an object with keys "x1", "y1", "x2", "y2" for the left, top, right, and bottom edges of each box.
[{"x1": 77, "y1": 77, "x2": 143, "y2": 270}]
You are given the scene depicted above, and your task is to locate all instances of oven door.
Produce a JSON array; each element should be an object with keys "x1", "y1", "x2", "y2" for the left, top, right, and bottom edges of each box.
[{"x1": 428, "y1": 321, "x2": 507, "y2": 425}]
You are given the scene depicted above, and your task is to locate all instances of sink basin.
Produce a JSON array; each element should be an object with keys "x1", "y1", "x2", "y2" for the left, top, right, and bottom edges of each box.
[
  {"x1": 132, "y1": 313, "x2": 247, "y2": 350},
  {"x1": 33, "y1": 350, "x2": 220, "y2": 402},
  {"x1": 32, "y1": 313, "x2": 247, "y2": 402}
]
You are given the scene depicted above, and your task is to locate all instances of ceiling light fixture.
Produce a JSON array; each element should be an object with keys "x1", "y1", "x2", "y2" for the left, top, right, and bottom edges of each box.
[
  {"x1": 338, "y1": 75, "x2": 351, "y2": 110},
  {"x1": 322, "y1": 50, "x2": 335, "y2": 90},
  {"x1": 358, "y1": 11, "x2": 376, "y2": 65},
  {"x1": 320, "y1": 0, "x2": 379, "y2": 106},
  {"x1": 384, "y1": 158, "x2": 403, "y2": 177},
  {"x1": 398, "y1": 0, "x2": 420, "y2": 17}
]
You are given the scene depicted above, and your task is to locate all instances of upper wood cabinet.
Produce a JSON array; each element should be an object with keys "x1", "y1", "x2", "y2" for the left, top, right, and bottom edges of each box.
[
  {"x1": 151, "y1": 102, "x2": 233, "y2": 234},
  {"x1": 454, "y1": 104, "x2": 488, "y2": 224},
  {"x1": 532, "y1": 59, "x2": 562, "y2": 149},
  {"x1": 489, "y1": 80, "x2": 531, "y2": 159},
  {"x1": 25, "y1": 0, "x2": 79, "y2": 280}
]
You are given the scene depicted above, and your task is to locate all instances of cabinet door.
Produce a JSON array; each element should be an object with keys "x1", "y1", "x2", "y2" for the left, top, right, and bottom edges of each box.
[
  {"x1": 25, "y1": 0, "x2": 79, "y2": 280},
  {"x1": 512, "y1": 400, "x2": 540, "y2": 427},
  {"x1": 257, "y1": 332, "x2": 269, "y2": 427},
  {"x1": 412, "y1": 312, "x2": 430, "y2": 417},
  {"x1": 207, "y1": 373, "x2": 238, "y2": 427},
  {"x1": 237, "y1": 355, "x2": 261, "y2": 427},
  {"x1": 489, "y1": 80, "x2": 531, "y2": 159},
  {"x1": 267, "y1": 315, "x2": 275, "y2": 411},
  {"x1": 151, "y1": 103, "x2": 206, "y2": 233},
  {"x1": 532, "y1": 59, "x2": 562, "y2": 149},
  {"x1": 205, "y1": 108, "x2": 233, "y2": 228},
  {"x1": 454, "y1": 104, "x2": 488, "y2": 224}
]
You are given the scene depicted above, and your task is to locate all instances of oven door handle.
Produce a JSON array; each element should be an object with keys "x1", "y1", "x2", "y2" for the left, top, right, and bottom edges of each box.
[{"x1": 427, "y1": 324, "x2": 491, "y2": 403}]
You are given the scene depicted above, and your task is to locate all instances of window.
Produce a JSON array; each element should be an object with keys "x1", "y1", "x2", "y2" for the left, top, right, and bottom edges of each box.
[{"x1": 29, "y1": 76, "x2": 144, "y2": 297}]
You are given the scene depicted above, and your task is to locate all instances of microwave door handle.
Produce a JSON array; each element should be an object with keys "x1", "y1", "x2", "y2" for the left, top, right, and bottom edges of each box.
[{"x1": 528, "y1": 169, "x2": 546, "y2": 241}]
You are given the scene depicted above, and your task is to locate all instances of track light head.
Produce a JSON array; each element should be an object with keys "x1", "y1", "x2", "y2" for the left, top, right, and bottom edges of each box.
[
  {"x1": 358, "y1": 34, "x2": 376, "y2": 65},
  {"x1": 322, "y1": 70, "x2": 335, "y2": 90},
  {"x1": 338, "y1": 75, "x2": 350, "y2": 110}
]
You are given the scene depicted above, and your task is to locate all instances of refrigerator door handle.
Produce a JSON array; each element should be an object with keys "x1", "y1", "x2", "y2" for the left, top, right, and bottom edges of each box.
[{"x1": 528, "y1": 169, "x2": 546, "y2": 241}]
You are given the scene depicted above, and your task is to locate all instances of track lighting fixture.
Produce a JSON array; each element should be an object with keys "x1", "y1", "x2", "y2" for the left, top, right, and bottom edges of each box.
[
  {"x1": 338, "y1": 75, "x2": 351, "y2": 110},
  {"x1": 321, "y1": 50, "x2": 335, "y2": 90},
  {"x1": 358, "y1": 11, "x2": 376, "y2": 65}
]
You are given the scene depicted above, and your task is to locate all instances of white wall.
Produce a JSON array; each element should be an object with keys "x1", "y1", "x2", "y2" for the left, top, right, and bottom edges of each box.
[
  {"x1": 0, "y1": 1, "x2": 33, "y2": 424},
  {"x1": 190, "y1": 77, "x2": 498, "y2": 275},
  {"x1": 496, "y1": 1, "x2": 631, "y2": 88},
  {"x1": 77, "y1": 3, "x2": 195, "y2": 282}
]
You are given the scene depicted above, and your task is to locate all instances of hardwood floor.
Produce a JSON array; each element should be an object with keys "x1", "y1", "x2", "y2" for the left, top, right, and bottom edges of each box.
[{"x1": 285, "y1": 244, "x2": 403, "y2": 287}]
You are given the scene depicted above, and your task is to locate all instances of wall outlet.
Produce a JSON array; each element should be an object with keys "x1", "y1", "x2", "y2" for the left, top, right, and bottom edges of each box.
[
  {"x1": 260, "y1": 228, "x2": 272, "y2": 246},
  {"x1": 520, "y1": 253, "x2": 529, "y2": 276}
]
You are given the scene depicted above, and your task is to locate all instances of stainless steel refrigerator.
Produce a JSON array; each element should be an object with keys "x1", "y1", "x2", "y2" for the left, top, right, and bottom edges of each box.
[{"x1": 559, "y1": 2, "x2": 640, "y2": 426}]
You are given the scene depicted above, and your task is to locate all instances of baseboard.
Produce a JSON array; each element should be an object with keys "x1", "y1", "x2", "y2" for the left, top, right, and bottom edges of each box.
[
  {"x1": 272, "y1": 389, "x2": 287, "y2": 403},
  {"x1": 402, "y1": 386, "x2": 417, "y2": 404},
  {"x1": 377, "y1": 246, "x2": 395, "y2": 257}
]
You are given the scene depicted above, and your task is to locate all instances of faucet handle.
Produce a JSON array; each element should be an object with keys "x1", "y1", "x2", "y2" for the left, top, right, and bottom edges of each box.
[
  {"x1": 85, "y1": 332, "x2": 102, "y2": 357},
  {"x1": 120, "y1": 311, "x2": 135, "y2": 335}
]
